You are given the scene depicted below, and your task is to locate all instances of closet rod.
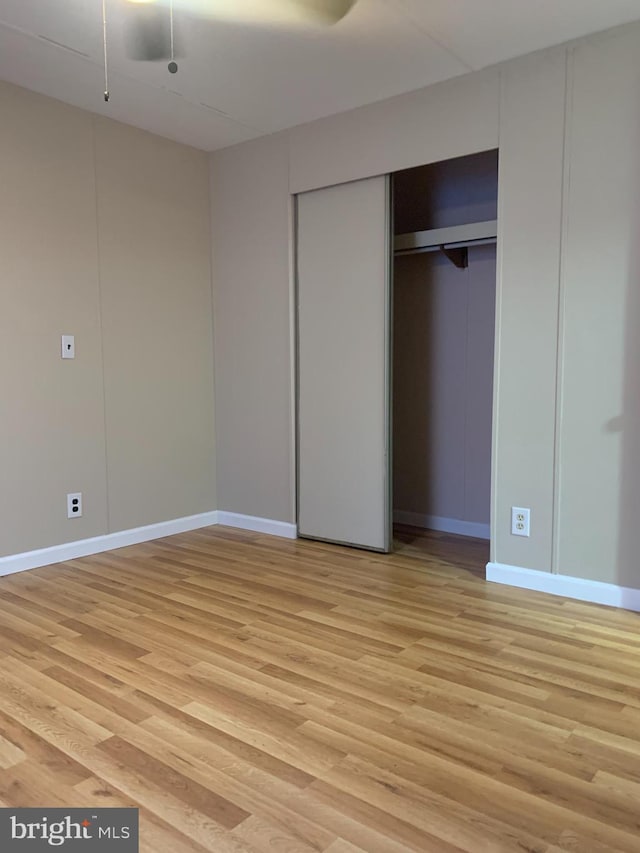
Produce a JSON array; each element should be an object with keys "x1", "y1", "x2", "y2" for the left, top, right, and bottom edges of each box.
[
  {"x1": 394, "y1": 236, "x2": 496, "y2": 258},
  {"x1": 394, "y1": 219, "x2": 497, "y2": 255}
]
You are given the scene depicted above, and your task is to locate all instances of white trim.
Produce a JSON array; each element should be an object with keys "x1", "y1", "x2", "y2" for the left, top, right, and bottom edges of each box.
[
  {"x1": 0, "y1": 510, "x2": 299, "y2": 579},
  {"x1": 486, "y1": 562, "x2": 640, "y2": 612},
  {"x1": 0, "y1": 512, "x2": 219, "y2": 578},
  {"x1": 393, "y1": 511, "x2": 490, "y2": 540},
  {"x1": 217, "y1": 512, "x2": 297, "y2": 539}
]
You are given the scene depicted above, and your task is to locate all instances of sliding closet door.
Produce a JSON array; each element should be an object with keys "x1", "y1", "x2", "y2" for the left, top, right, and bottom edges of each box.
[{"x1": 297, "y1": 176, "x2": 391, "y2": 551}]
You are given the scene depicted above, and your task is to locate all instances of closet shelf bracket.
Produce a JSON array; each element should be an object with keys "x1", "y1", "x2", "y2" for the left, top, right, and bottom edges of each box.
[{"x1": 439, "y1": 245, "x2": 468, "y2": 269}]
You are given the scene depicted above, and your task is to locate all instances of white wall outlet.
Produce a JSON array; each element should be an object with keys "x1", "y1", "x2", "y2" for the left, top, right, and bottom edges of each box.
[
  {"x1": 511, "y1": 507, "x2": 530, "y2": 537},
  {"x1": 61, "y1": 335, "x2": 75, "y2": 359},
  {"x1": 67, "y1": 492, "x2": 82, "y2": 519}
]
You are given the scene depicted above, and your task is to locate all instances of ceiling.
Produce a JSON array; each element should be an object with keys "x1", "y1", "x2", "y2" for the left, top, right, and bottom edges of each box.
[{"x1": 1, "y1": 0, "x2": 640, "y2": 151}]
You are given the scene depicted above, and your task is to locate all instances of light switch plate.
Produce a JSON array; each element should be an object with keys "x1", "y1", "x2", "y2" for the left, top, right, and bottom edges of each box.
[{"x1": 61, "y1": 335, "x2": 75, "y2": 359}]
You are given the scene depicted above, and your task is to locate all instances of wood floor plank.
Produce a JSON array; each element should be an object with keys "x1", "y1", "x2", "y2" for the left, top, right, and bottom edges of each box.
[
  {"x1": 0, "y1": 732, "x2": 25, "y2": 770},
  {"x1": 74, "y1": 775, "x2": 214, "y2": 853},
  {"x1": 137, "y1": 716, "x2": 337, "y2": 851},
  {"x1": 98, "y1": 735, "x2": 250, "y2": 830},
  {"x1": 0, "y1": 524, "x2": 639, "y2": 851}
]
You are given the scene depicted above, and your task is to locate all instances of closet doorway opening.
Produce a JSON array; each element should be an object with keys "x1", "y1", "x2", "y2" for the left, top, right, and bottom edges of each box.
[{"x1": 391, "y1": 150, "x2": 498, "y2": 574}]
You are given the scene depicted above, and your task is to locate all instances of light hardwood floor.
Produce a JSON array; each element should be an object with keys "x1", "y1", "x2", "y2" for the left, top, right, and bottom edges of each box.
[{"x1": 0, "y1": 525, "x2": 639, "y2": 852}]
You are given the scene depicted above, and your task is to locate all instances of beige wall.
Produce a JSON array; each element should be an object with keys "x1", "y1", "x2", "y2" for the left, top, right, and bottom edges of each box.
[
  {"x1": 95, "y1": 118, "x2": 216, "y2": 532},
  {"x1": 0, "y1": 82, "x2": 215, "y2": 557},
  {"x1": 288, "y1": 68, "x2": 500, "y2": 194},
  {"x1": 210, "y1": 22, "x2": 640, "y2": 590},
  {"x1": 492, "y1": 48, "x2": 567, "y2": 570},
  {"x1": 0, "y1": 83, "x2": 109, "y2": 554},
  {"x1": 210, "y1": 132, "x2": 293, "y2": 522},
  {"x1": 556, "y1": 27, "x2": 640, "y2": 589}
]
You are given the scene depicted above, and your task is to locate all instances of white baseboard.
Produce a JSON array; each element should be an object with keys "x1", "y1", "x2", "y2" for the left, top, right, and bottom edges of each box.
[
  {"x1": 0, "y1": 509, "x2": 299, "y2": 579},
  {"x1": 6, "y1": 513, "x2": 638, "y2": 614},
  {"x1": 0, "y1": 511, "x2": 220, "y2": 578},
  {"x1": 486, "y1": 562, "x2": 640, "y2": 612},
  {"x1": 217, "y1": 511, "x2": 297, "y2": 539},
  {"x1": 394, "y1": 511, "x2": 490, "y2": 540}
]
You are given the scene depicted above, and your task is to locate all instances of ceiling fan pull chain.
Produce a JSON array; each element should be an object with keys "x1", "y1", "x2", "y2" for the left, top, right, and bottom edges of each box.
[
  {"x1": 102, "y1": 0, "x2": 110, "y2": 101},
  {"x1": 170, "y1": 0, "x2": 175, "y2": 59},
  {"x1": 168, "y1": 0, "x2": 178, "y2": 74}
]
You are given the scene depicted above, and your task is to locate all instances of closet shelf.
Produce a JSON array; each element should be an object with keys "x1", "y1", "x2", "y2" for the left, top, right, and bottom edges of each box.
[{"x1": 394, "y1": 219, "x2": 497, "y2": 267}]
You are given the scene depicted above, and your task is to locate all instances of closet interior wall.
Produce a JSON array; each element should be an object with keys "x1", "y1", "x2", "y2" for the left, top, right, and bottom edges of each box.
[{"x1": 393, "y1": 151, "x2": 498, "y2": 539}]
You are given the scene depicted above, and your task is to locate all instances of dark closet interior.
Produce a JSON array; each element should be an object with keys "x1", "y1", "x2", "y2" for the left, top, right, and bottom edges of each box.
[{"x1": 392, "y1": 150, "x2": 499, "y2": 543}]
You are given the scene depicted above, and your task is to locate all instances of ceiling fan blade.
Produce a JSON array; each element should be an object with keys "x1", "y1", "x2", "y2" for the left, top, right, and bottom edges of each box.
[
  {"x1": 124, "y1": 3, "x2": 175, "y2": 61},
  {"x1": 127, "y1": 0, "x2": 358, "y2": 27},
  {"x1": 122, "y1": 0, "x2": 356, "y2": 64}
]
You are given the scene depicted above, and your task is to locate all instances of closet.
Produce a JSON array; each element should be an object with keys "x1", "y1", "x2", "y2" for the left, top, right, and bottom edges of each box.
[
  {"x1": 296, "y1": 150, "x2": 498, "y2": 553},
  {"x1": 393, "y1": 151, "x2": 498, "y2": 542}
]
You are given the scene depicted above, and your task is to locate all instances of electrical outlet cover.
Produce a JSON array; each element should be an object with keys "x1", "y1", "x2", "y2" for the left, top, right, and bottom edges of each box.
[
  {"x1": 67, "y1": 492, "x2": 82, "y2": 519},
  {"x1": 511, "y1": 506, "x2": 530, "y2": 537}
]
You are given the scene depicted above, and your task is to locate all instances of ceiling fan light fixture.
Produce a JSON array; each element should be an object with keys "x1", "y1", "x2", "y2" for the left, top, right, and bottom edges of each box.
[
  {"x1": 140, "y1": 0, "x2": 358, "y2": 27},
  {"x1": 294, "y1": 0, "x2": 357, "y2": 24}
]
